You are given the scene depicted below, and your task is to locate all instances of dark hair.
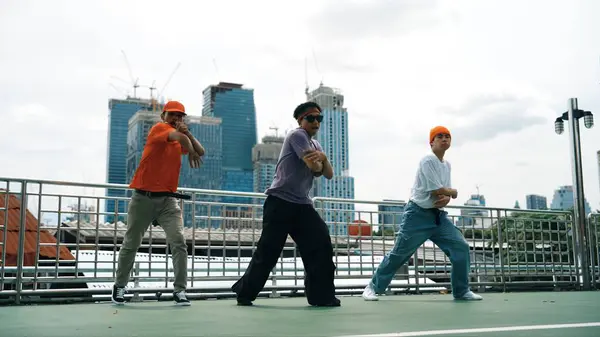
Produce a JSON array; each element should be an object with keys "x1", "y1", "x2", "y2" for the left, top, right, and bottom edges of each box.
[{"x1": 293, "y1": 101, "x2": 322, "y2": 119}]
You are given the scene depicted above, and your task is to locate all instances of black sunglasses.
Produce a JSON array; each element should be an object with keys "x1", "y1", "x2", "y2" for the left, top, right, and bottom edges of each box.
[
  {"x1": 304, "y1": 115, "x2": 323, "y2": 123},
  {"x1": 166, "y1": 112, "x2": 185, "y2": 118}
]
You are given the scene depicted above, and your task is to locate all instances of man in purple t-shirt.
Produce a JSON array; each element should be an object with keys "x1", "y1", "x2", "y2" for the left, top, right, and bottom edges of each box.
[{"x1": 231, "y1": 101, "x2": 340, "y2": 307}]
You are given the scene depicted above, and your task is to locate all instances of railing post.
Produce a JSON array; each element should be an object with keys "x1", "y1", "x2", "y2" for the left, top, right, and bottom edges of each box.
[
  {"x1": 131, "y1": 262, "x2": 142, "y2": 302},
  {"x1": 568, "y1": 212, "x2": 582, "y2": 289},
  {"x1": 566, "y1": 98, "x2": 591, "y2": 290},
  {"x1": 270, "y1": 267, "x2": 280, "y2": 298},
  {"x1": 587, "y1": 213, "x2": 598, "y2": 289},
  {"x1": 495, "y1": 210, "x2": 506, "y2": 292},
  {"x1": 15, "y1": 181, "x2": 28, "y2": 305}
]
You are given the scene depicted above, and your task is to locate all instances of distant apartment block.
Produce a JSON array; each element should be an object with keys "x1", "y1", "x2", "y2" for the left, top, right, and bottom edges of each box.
[
  {"x1": 306, "y1": 83, "x2": 355, "y2": 235},
  {"x1": 126, "y1": 108, "x2": 224, "y2": 228},
  {"x1": 550, "y1": 185, "x2": 591, "y2": 215},
  {"x1": 457, "y1": 194, "x2": 490, "y2": 228},
  {"x1": 526, "y1": 194, "x2": 548, "y2": 210},
  {"x1": 252, "y1": 134, "x2": 284, "y2": 194},
  {"x1": 105, "y1": 97, "x2": 159, "y2": 223},
  {"x1": 202, "y1": 82, "x2": 257, "y2": 207},
  {"x1": 377, "y1": 200, "x2": 406, "y2": 232}
]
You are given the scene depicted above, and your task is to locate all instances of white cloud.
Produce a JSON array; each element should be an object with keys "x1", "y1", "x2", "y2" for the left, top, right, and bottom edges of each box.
[{"x1": 1, "y1": 0, "x2": 599, "y2": 216}]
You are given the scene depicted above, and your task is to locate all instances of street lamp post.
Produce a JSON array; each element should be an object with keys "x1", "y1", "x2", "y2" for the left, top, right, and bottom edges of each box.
[{"x1": 554, "y1": 98, "x2": 594, "y2": 290}]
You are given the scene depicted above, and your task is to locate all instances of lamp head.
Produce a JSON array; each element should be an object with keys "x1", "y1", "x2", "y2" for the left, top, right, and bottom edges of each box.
[
  {"x1": 583, "y1": 111, "x2": 594, "y2": 129},
  {"x1": 554, "y1": 117, "x2": 564, "y2": 135}
]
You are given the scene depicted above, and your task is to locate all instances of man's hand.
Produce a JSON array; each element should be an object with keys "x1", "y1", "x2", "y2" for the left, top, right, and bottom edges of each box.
[
  {"x1": 177, "y1": 122, "x2": 206, "y2": 156},
  {"x1": 431, "y1": 188, "x2": 458, "y2": 199},
  {"x1": 433, "y1": 195, "x2": 451, "y2": 208},
  {"x1": 302, "y1": 150, "x2": 334, "y2": 179},
  {"x1": 314, "y1": 161, "x2": 323, "y2": 173},
  {"x1": 175, "y1": 121, "x2": 189, "y2": 134},
  {"x1": 302, "y1": 150, "x2": 327, "y2": 173},
  {"x1": 303, "y1": 150, "x2": 327, "y2": 164},
  {"x1": 188, "y1": 151, "x2": 202, "y2": 169}
]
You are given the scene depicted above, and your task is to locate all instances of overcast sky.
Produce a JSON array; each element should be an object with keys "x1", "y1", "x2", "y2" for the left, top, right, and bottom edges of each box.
[{"x1": 1, "y1": 0, "x2": 600, "y2": 215}]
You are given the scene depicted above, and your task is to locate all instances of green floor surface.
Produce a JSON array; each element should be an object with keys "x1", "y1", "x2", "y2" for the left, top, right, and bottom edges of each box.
[{"x1": 1, "y1": 291, "x2": 599, "y2": 337}]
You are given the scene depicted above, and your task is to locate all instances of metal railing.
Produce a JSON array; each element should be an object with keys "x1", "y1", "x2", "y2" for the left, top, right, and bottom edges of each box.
[
  {"x1": 0, "y1": 177, "x2": 596, "y2": 305},
  {"x1": 588, "y1": 213, "x2": 600, "y2": 289}
]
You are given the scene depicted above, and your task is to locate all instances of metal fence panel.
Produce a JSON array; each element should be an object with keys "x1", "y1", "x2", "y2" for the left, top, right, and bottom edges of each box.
[{"x1": 0, "y1": 177, "x2": 591, "y2": 304}]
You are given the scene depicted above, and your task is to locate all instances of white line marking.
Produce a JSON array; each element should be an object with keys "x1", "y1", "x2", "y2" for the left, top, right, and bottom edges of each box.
[{"x1": 338, "y1": 322, "x2": 600, "y2": 337}]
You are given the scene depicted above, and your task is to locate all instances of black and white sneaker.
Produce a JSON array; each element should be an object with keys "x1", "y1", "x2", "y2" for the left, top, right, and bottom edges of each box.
[
  {"x1": 111, "y1": 284, "x2": 125, "y2": 305},
  {"x1": 173, "y1": 291, "x2": 191, "y2": 306}
]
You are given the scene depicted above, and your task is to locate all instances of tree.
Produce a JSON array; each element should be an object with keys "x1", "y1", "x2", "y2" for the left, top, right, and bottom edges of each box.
[
  {"x1": 586, "y1": 213, "x2": 600, "y2": 269},
  {"x1": 488, "y1": 211, "x2": 573, "y2": 265},
  {"x1": 372, "y1": 226, "x2": 396, "y2": 237},
  {"x1": 463, "y1": 228, "x2": 493, "y2": 240}
]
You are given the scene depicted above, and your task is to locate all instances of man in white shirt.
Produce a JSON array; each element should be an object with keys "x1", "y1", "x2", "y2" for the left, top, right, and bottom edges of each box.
[{"x1": 362, "y1": 126, "x2": 482, "y2": 301}]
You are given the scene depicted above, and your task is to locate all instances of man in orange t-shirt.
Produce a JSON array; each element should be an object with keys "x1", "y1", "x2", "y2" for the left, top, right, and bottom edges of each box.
[{"x1": 112, "y1": 100, "x2": 205, "y2": 306}]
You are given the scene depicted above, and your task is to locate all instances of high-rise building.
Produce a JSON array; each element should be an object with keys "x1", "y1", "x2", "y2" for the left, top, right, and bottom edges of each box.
[
  {"x1": 126, "y1": 108, "x2": 224, "y2": 227},
  {"x1": 306, "y1": 83, "x2": 355, "y2": 235},
  {"x1": 252, "y1": 134, "x2": 284, "y2": 195},
  {"x1": 457, "y1": 194, "x2": 489, "y2": 227},
  {"x1": 105, "y1": 97, "x2": 158, "y2": 223},
  {"x1": 550, "y1": 185, "x2": 592, "y2": 215},
  {"x1": 248, "y1": 133, "x2": 284, "y2": 221},
  {"x1": 377, "y1": 200, "x2": 406, "y2": 232},
  {"x1": 526, "y1": 194, "x2": 548, "y2": 210},
  {"x1": 202, "y1": 82, "x2": 257, "y2": 206}
]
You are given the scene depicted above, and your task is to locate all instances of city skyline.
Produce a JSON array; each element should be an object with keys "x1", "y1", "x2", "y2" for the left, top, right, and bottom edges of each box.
[
  {"x1": 2, "y1": 0, "x2": 600, "y2": 213},
  {"x1": 100, "y1": 85, "x2": 599, "y2": 215}
]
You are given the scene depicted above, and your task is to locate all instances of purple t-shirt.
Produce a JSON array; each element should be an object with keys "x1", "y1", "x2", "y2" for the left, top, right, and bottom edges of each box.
[{"x1": 265, "y1": 128, "x2": 323, "y2": 204}]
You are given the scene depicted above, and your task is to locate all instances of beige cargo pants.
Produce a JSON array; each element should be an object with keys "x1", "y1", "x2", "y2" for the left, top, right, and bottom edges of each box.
[{"x1": 115, "y1": 190, "x2": 188, "y2": 292}]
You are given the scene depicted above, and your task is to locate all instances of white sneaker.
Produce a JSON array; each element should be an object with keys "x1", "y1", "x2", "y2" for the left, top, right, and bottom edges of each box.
[
  {"x1": 362, "y1": 284, "x2": 379, "y2": 301},
  {"x1": 455, "y1": 291, "x2": 483, "y2": 301}
]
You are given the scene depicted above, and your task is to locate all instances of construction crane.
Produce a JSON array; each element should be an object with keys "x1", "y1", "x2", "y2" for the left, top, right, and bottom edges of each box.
[
  {"x1": 138, "y1": 80, "x2": 157, "y2": 101},
  {"x1": 115, "y1": 50, "x2": 181, "y2": 112},
  {"x1": 475, "y1": 184, "x2": 481, "y2": 196},
  {"x1": 269, "y1": 126, "x2": 279, "y2": 137},
  {"x1": 304, "y1": 57, "x2": 309, "y2": 98},
  {"x1": 120, "y1": 50, "x2": 139, "y2": 98},
  {"x1": 152, "y1": 62, "x2": 181, "y2": 112},
  {"x1": 109, "y1": 83, "x2": 129, "y2": 98}
]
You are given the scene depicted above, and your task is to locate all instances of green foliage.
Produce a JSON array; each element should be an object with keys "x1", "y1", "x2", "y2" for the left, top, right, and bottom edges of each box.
[
  {"x1": 488, "y1": 211, "x2": 573, "y2": 264},
  {"x1": 587, "y1": 213, "x2": 600, "y2": 267},
  {"x1": 463, "y1": 228, "x2": 493, "y2": 240},
  {"x1": 372, "y1": 226, "x2": 396, "y2": 237}
]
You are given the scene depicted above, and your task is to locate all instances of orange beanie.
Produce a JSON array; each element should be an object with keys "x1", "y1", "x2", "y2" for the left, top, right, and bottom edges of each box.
[{"x1": 430, "y1": 126, "x2": 451, "y2": 143}]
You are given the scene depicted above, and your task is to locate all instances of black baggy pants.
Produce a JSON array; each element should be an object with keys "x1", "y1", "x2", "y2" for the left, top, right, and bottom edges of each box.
[{"x1": 231, "y1": 195, "x2": 337, "y2": 305}]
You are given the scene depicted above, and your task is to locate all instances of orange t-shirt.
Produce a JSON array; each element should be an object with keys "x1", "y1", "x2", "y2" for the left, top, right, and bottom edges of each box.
[{"x1": 129, "y1": 122, "x2": 189, "y2": 193}]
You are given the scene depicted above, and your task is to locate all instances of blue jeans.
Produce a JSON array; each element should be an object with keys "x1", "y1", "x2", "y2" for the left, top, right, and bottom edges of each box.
[{"x1": 370, "y1": 201, "x2": 471, "y2": 298}]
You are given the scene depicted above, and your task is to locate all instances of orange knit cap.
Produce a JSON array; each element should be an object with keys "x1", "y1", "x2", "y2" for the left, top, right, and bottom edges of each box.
[{"x1": 430, "y1": 126, "x2": 451, "y2": 143}]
